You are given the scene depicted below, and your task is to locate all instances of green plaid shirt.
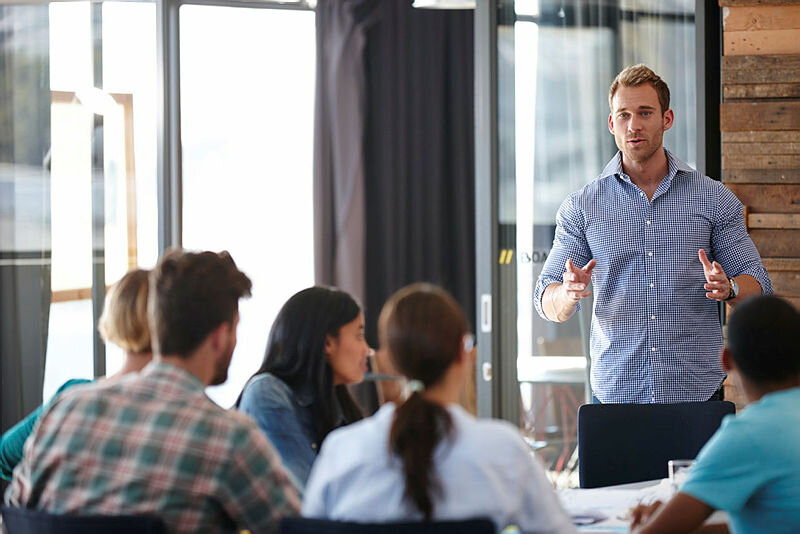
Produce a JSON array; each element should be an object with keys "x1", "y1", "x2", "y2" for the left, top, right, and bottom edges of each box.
[{"x1": 4, "y1": 362, "x2": 300, "y2": 533}]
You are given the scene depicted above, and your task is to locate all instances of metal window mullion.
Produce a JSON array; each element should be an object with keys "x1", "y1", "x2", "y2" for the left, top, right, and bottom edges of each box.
[
  {"x1": 156, "y1": 0, "x2": 182, "y2": 254},
  {"x1": 91, "y1": 2, "x2": 106, "y2": 378},
  {"x1": 475, "y1": 0, "x2": 504, "y2": 421}
]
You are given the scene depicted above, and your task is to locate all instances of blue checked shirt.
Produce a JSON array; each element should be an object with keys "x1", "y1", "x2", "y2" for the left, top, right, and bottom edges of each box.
[{"x1": 534, "y1": 149, "x2": 772, "y2": 403}]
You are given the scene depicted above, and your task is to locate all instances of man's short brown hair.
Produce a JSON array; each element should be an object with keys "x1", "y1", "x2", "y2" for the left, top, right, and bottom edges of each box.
[
  {"x1": 150, "y1": 249, "x2": 252, "y2": 358},
  {"x1": 608, "y1": 64, "x2": 670, "y2": 114}
]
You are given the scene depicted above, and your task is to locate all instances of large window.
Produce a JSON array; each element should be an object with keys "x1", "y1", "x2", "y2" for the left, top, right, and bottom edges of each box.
[
  {"x1": 0, "y1": 1, "x2": 158, "y2": 405},
  {"x1": 45, "y1": 1, "x2": 159, "y2": 398},
  {"x1": 180, "y1": 5, "x2": 316, "y2": 407},
  {"x1": 1, "y1": 1, "x2": 315, "y2": 418}
]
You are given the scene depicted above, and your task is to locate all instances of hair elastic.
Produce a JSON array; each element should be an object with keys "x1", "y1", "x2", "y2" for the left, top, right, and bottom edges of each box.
[{"x1": 407, "y1": 379, "x2": 425, "y2": 393}]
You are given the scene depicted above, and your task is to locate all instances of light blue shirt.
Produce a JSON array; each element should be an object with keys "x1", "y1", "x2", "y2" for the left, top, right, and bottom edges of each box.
[
  {"x1": 303, "y1": 403, "x2": 577, "y2": 533},
  {"x1": 681, "y1": 387, "x2": 800, "y2": 534},
  {"x1": 534, "y1": 149, "x2": 772, "y2": 403}
]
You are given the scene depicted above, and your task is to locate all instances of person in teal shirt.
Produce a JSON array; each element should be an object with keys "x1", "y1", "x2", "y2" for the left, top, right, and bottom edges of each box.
[
  {"x1": 0, "y1": 268, "x2": 153, "y2": 481},
  {"x1": 631, "y1": 295, "x2": 800, "y2": 534}
]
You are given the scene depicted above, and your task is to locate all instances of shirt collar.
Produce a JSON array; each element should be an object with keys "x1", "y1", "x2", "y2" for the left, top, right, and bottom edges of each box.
[
  {"x1": 141, "y1": 360, "x2": 206, "y2": 393},
  {"x1": 600, "y1": 148, "x2": 693, "y2": 183}
]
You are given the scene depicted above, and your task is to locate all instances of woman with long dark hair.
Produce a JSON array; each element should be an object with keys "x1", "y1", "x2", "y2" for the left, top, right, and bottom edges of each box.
[
  {"x1": 237, "y1": 286, "x2": 369, "y2": 489},
  {"x1": 302, "y1": 284, "x2": 576, "y2": 532}
]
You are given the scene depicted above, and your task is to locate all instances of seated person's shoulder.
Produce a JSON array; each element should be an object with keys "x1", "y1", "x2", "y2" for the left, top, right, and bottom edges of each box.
[{"x1": 239, "y1": 372, "x2": 296, "y2": 411}]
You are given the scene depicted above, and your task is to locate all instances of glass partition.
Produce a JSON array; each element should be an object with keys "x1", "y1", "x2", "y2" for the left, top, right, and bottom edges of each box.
[
  {"x1": 492, "y1": 0, "x2": 696, "y2": 487},
  {"x1": 0, "y1": 1, "x2": 158, "y2": 410}
]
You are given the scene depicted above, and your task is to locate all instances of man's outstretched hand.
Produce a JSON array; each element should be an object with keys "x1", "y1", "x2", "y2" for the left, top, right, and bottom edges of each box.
[
  {"x1": 562, "y1": 258, "x2": 597, "y2": 303},
  {"x1": 698, "y1": 249, "x2": 730, "y2": 301}
]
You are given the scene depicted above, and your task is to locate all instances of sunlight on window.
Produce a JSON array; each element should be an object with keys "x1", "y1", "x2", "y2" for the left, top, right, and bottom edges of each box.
[{"x1": 179, "y1": 6, "x2": 316, "y2": 407}]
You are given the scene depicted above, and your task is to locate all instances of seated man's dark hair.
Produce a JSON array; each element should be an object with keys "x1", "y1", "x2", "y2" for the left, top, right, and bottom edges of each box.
[
  {"x1": 726, "y1": 295, "x2": 800, "y2": 384},
  {"x1": 150, "y1": 248, "x2": 252, "y2": 357}
]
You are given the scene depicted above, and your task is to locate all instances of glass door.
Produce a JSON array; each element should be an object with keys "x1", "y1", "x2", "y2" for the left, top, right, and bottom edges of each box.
[{"x1": 476, "y1": 0, "x2": 697, "y2": 488}]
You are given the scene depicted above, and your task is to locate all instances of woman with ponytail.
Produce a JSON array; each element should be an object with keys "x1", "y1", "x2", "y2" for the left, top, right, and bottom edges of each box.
[{"x1": 302, "y1": 283, "x2": 576, "y2": 533}]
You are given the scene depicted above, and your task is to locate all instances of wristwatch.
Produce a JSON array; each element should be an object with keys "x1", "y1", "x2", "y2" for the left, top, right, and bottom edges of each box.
[{"x1": 726, "y1": 277, "x2": 739, "y2": 301}]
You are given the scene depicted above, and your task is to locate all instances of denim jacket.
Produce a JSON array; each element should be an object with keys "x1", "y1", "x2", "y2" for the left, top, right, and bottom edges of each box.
[{"x1": 238, "y1": 373, "x2": 321, "y2": 491}]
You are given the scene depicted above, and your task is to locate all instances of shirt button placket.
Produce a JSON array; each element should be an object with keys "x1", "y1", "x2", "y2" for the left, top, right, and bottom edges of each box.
[{"x1": 644, "y1": 202, "x2": 657, "y2": 390}]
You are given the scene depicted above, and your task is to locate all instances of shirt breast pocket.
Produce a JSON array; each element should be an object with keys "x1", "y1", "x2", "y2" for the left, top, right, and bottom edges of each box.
[
  {"x1": 585, "y1": 212, "x2": 642, "y2": 267},
  {"x1": 660, "y1": 211, "x2": 713, "y2": 289}
]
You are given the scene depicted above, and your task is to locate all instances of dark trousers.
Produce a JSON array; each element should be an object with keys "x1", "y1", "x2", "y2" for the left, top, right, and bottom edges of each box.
[{"x1": 592, "y1": 385, "x2": 725, "y2": 404}]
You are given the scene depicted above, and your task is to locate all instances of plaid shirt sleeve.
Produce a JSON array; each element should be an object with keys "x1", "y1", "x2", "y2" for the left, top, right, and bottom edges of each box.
[
  {"x1": 534, "y1": 192, "x2": 593, "y2": 321},
  {"x1": 711, "y1": 183, "x2": 773, "y2": 295},
  {"x1": 218, "y1": 422, "x2": 301, "y2": 533}
]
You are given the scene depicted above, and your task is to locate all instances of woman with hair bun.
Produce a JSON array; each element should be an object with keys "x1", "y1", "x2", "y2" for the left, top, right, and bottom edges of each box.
[{"x1": 302, "y1": 283, "x2": 576, "y2": 533}]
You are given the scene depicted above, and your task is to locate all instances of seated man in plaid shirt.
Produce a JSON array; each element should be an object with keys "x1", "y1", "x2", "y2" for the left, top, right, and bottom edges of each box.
[{"x1": 4, "y1": 249, "x2": 300, "y2": 533}]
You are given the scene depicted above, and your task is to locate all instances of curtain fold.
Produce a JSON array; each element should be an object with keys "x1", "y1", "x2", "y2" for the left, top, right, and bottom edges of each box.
[
  {"x1": 314, "y1": 0, "x2": 475, "y2": 413},
  {"x1": 313, "y1": 0, "x2": 377, "y2": 304},
  {"x1": 362, "y1": 0, "x2": 475, "y2": 345}
]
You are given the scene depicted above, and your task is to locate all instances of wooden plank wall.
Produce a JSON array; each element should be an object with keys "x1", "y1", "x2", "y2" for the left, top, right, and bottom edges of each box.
[{"x1": 720, "y1": 0, "x2": 800, "y2": 312}]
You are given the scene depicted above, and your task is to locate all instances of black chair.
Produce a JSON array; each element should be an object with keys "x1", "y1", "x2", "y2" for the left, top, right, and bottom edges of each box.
[
  {"x1": 0, "y1": 505, "x2": 167, "y2": 534},
  {"x1": 280, "y1": 516, "x2": 495, "y2": 534},
  {"x1": 577, "y1": 401, "x2": 736, "y2": 488}
]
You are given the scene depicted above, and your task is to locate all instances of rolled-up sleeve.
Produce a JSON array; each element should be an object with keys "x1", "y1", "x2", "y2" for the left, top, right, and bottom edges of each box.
[
  {"x1": 712, "y1": 184, "x2": 773, "y2": 295},
  {"x1": 534, "y1": 193, "x2": 592, "y2": 321}
]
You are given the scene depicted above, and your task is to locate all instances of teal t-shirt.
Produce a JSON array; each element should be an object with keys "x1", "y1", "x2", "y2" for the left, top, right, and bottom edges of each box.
[
  {"x1": 681, "y1": 387, "x2": 800, "y2": 534},
  {"x1": 0, "y1": 378, "x2": 92, "y2": 481}
]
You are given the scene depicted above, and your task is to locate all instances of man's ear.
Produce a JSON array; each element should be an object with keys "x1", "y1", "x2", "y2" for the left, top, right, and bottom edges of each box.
[
  {"x1": 208, "y1": 322, "x2": 230, "y2": 352},
  {"x1": 721, "y1": 347, "x2": 735, "y2": 374},
  {"x1": 608, "y1": 113, "x2": 615, "y2": 135},
  {"x1": 662, "y1": 108, "x2": 674, "y2": 132}
]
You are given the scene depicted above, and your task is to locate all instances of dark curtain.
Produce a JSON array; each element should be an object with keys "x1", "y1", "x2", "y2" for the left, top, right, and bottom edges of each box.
[
  {"x1": 314, "y1": 0, "x2": 474, "y2": 413},
  {"x1": 0, "y1": 5, "x2": 51, "y2": 492},
  {"x1": 313, "y1": 0, "x2": 377, "y2": 302},
  {"x1": 362, "y1": 1, "x2": 475, "y2": 345}
]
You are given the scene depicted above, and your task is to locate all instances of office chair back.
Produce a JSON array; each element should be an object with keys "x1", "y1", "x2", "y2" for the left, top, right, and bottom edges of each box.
[
  {"x1": 577, "y1": 401, "x2": 735, "y2": 488},
  {"x1": 0, "y1": 505, "x2": 167, "y2": 534},
  {"x1": 280, "y1": 516, "x2": 496, "y2": 534}
]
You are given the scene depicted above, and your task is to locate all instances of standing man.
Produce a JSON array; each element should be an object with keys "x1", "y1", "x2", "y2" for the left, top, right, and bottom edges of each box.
[
  {"x1": 5, "y1": 249, "x2": 301, "y2": 533},
  {"x1": 534, "y1": 64, "x2": 772, "y2": 404}
]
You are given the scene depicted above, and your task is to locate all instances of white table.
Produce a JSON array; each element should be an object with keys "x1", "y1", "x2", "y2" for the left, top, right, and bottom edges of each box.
[{"x1": 559, "y1": 479, "x2": 728, "y2": 532}]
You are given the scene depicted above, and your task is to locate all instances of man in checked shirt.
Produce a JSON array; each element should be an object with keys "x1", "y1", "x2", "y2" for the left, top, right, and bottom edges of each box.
[
  {"x1": 535, "y1": 64, "x2": 772, "y2": 404},
  {"x1": 5, "y1": 249, "x2": 300, "y2": 533}
]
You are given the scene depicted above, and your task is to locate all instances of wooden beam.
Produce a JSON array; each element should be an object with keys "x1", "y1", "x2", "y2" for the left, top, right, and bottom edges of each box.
[
  {"x1": 728, "y1": 183, "x2": 800, "y2": 211},
  {"x1": 723, "y1": 131, "x2": 800, "y2": 143},
  {"x1": 748, "y1": 213, "x2": 800, "y2": 228},
  {"x1": 725, "y1": 29, "x2": 800, "y2": 55},
  {"x1": 722, "y1": 6, "x2": 800, "y2": 31},
  {"x1": 52, "y1": 287, "x2": 93, "y2": 303},
  {"x1": 722, "y1": 54, "x2": 800, "y2": 71},
  {"x1": 724, "y1": 83, "x2": 800, "y2": 99},
  {"x1": 750, "y1": 229, "x2": 800, "y2": 256},
  {"x1": 723, "y1": 154, "x2": 800, "y2": 169},
  {"x1": 723, "y1": 169, "x2": 800, "y2": 183},
  {"x1": 770, "y1": 270, "x2": 800, "y2": 295},
  {"x1": 763, "y1": 258, "x2": 800, "y2": 271},
  {"x1": 721, "y1": 101, "x2": 800, "y2": 131},
  {"x1": 723, "y1": 142, "x2": 800, "y2": 154},
  {"x1": 722, "y1": 0, "x2": 800, "y2": 6}
]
